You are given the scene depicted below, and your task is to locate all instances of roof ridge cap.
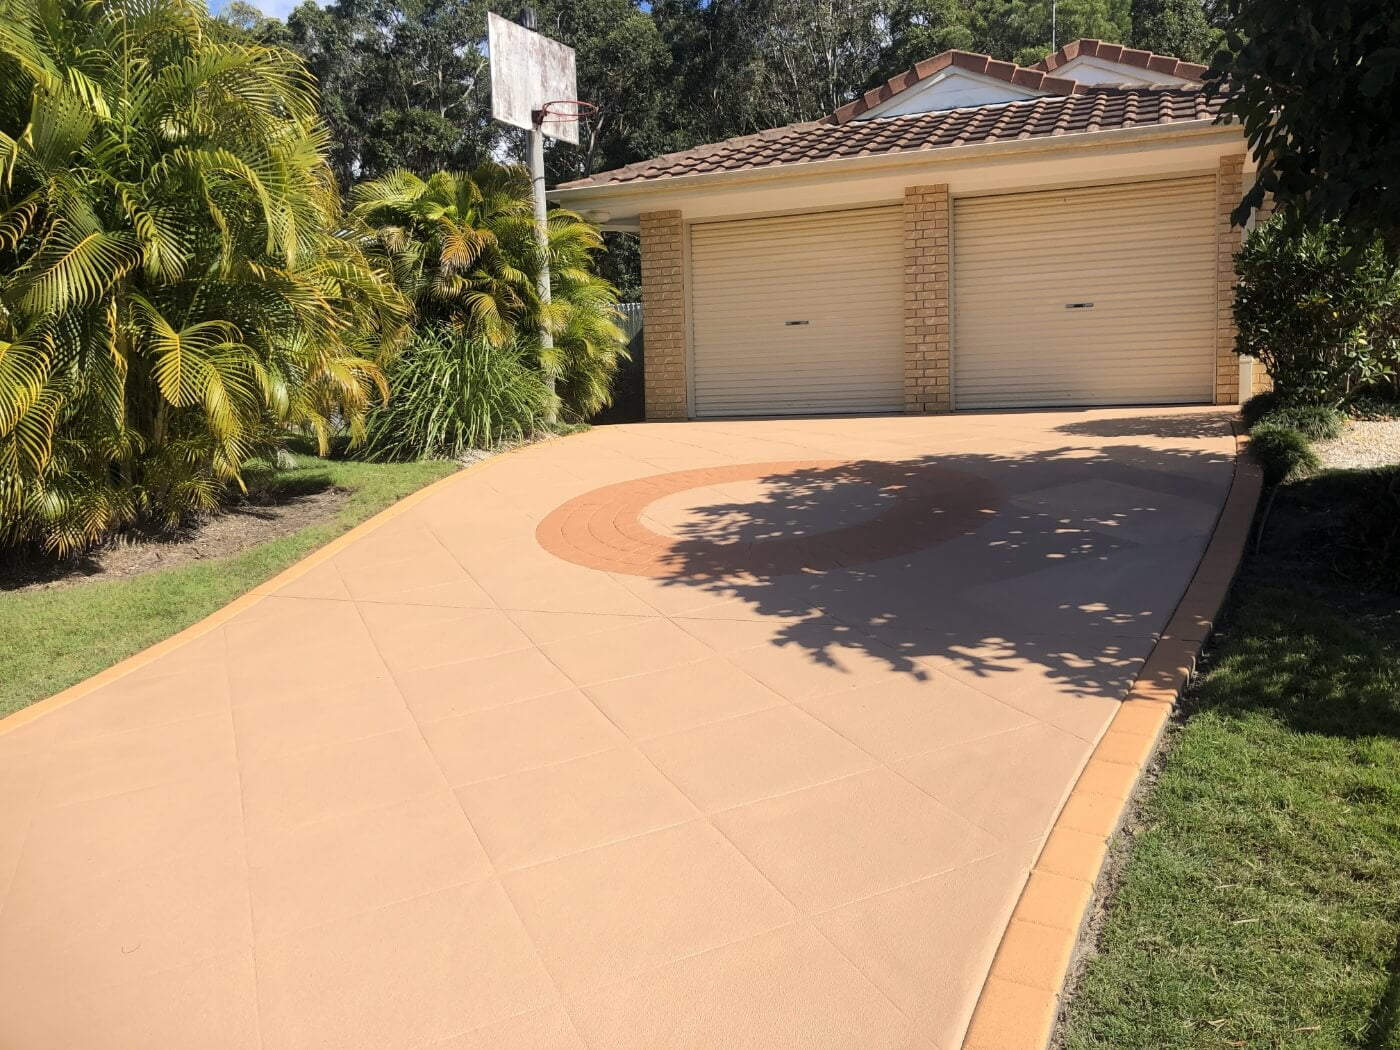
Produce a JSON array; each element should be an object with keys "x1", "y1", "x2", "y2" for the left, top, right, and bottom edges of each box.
[
  {"x1": 826, "y1": 47, "x2": 1079, "y2": 126},
  {"x1": 1032, "y1": 38, "x2": 1209, "y2": 81}
]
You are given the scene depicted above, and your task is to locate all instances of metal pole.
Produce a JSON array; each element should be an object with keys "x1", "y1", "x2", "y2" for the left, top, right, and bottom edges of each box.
[{"x1": 521, "y1": 6, "x2": 557, "y2": 421}]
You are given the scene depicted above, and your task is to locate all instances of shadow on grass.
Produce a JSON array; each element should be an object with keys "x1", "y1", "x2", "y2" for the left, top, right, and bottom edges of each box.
[{"x1": 1364, "y1": 936, "x2": 1400, "y2": 1050}]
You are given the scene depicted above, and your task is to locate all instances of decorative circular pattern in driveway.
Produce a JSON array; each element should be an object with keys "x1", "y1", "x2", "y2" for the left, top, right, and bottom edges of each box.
[{"x1": 536, "y1": 459, "x2": 1003, "y2": 577}]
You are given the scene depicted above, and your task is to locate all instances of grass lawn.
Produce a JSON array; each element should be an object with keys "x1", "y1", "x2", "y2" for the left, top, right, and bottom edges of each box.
[
  {"x1": 0, "y1": 453, "x2": 458, "y2": 718},
  {"x1": 1061, "y1": 473, "x2": 1400, "y2": 1049}
]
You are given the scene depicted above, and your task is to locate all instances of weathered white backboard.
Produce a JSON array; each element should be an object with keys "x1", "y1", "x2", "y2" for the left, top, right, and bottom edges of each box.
[{"x1": 488, "y1": 12, "x2": 580, "y2": 145}]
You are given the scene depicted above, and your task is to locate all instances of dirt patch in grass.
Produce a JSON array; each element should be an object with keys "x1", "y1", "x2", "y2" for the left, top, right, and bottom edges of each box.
[{"x1": 0, "y1": 485, "x2": 353, "y2": 594}]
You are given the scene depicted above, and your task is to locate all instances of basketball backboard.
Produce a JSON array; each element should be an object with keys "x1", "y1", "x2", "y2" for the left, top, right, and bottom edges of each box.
[{"x1": 487, "y1": 12, "x2": 580, "y2": 145}]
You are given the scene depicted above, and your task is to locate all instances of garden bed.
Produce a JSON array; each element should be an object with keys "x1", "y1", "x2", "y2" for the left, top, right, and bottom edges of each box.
[{"x1": 1, "y1": 486, "x2": 352, "y2": 594}]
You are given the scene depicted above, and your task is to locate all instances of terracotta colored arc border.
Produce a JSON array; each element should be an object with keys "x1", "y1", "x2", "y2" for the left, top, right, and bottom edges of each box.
[
  {"x1": 959, "y1": 425, "x2": 1263, "y2": 1050},
  {"x1": 535, "y1": 459, "x2": 1003, "y2": 578},
  {"x1": 0, "y1": 439, "x2": 560, "y2": 738}
]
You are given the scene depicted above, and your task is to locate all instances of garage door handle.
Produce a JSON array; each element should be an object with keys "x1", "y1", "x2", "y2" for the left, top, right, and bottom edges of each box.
[
  {"x1": 784, "y1": 320, "x2": 810, "y2": 326},
  {"x1": 1065, "y1": 302, "x2": 1095, "y2": 309}
]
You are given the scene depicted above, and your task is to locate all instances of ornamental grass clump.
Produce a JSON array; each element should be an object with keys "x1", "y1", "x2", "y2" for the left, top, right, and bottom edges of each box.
[{"x1": 364, "y1": 328, "x2": 555, "y2": 460}]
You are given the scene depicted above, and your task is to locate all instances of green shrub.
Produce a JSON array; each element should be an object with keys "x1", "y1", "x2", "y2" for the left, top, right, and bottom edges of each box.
[
  {"x1": 1234, "y1": 220, "x2": 1400, "y2": 405},
  {"x1": 1241, "y1": 391, "x2": 1283, "y2": 428},
  {"x1": 0, "y1": 0, "x2": 404, "y2": 555},
  {"x1": 1249, "y1": 423, "x2": 1321, "y2": 484},
  {"x1": 1258, "y1": 404, "x2": 1345, "y2": 442},
  {"x1": 351, "y1": 167, "x2": 626, "y2": 421},
  {"x1": 365, "y1": 329, "x2": 555, "y2": 460}
]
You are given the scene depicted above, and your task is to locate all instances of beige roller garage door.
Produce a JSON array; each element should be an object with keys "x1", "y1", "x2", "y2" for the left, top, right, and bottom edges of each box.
[
  {"x1": 953, "y1": 177, "x2": 1217, "y2": 409},
  {"x1": 690, "y1": 207, "x2": 904, "y2": 417}
]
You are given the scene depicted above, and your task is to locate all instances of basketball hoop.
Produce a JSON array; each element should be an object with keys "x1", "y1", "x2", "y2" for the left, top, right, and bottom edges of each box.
[{"x1": 533, "y1": 99, "x2": 598, "y2": 127}]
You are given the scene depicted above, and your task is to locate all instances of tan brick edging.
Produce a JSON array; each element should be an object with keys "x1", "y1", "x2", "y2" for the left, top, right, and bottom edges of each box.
[
  {"x1": 960, "y1": 425, "x2": 1264, "y2": 1050},
  {"x1": 640, "y1": 209, "x2": 688, "y2": 420},
  {"x1": 904, "y1": 185, "x2": 952, "y2": 412},
  {"x1": 0, "y1": 440, "x2": 575, "y2": 738}
]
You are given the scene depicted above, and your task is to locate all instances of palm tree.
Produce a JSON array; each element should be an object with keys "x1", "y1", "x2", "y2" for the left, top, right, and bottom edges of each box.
[
  {"x1": 352, "y1": 163, "x2": 626, "y2": 422},
  {"x1": 0, "y1": 0, "x2": 407, "y2": 553}
]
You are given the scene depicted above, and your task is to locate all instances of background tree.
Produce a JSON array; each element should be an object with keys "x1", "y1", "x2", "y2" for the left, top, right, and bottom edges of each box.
[
  {"x1": 285, "y1": 0, "x2": 497, "y2": 187},
  {"x1": 217, "y1": 0, "x2": 293, "y2": 43},
  {"x1": 1130, "y1": 0, "x2": 1213, "y2": 62},
  {"x1": 872, "y1": 1, "x2": 974, "y2": 83},
  {"x1": 1208, "y1": 0, "x2": 1400, "y2": 247},
  {"x1": 963, "y1": 0, "x2": 1131, "y2": 66},
  {"x1": 531, "y1": 0, "x2": 671, "y2": 183}
]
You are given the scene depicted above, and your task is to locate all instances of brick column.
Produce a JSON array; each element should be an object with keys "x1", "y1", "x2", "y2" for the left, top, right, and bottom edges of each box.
[
  {"x1": 903, "y1": 185, "x2": 951, "y2": 413},
  {"x1": 639, "y1": 210, "x2": 687, "y2": 420},
  {"x1": 1215, "y1": 154, "x2": 1246, "y2": 405}
]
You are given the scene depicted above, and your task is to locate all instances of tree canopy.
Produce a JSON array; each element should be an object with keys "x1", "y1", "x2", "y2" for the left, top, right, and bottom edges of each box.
[
  {"x1": 247, "y1": 0, "x2": 1209, "y2": 188},
  {"x1": 1208, "y1": 0, "x2": 1400, "y2": 248}
]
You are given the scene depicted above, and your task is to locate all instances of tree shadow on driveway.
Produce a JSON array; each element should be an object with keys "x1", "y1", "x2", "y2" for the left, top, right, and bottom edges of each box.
[
  {"x1": 1052, "y1": 410, "x2": 1237, "y2": 441},
  {"x1": 647, "y1": 441, "x2": 1235, "y2": 708}
]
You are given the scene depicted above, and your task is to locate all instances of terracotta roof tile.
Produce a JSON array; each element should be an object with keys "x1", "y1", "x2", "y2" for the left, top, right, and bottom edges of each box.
[
  {"x1": 556, "y1": 87, "x2": 1224, "y2": 191},
  {"x1": 1033, "y1": 38, "x2": 1208, "y2": 81}
]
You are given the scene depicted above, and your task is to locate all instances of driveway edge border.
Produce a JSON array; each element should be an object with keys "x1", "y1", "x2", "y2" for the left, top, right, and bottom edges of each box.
[
  {"x1": 960, "y1": 424, "x2": 1263, "y2": 1050},
  {"x1": 0, "y1": 437, "x2": 572, "y2": 737}
]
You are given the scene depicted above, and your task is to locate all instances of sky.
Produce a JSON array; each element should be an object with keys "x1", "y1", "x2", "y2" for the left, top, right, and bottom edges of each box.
[{"x1": 212, "y1": 0, "x2": 308, "y2": 20}]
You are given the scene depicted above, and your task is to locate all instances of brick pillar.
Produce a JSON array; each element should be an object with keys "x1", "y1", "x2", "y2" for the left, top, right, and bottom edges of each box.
[
  {"x1": 1215, "y1": 154, "x2": 1246, "y2": 405},
  {"x1": 639, "y1": 210, "x2": 687, "y2": 420},
  {"x1": 903, "y1": 185, "x2": 951, "y2": 413}
]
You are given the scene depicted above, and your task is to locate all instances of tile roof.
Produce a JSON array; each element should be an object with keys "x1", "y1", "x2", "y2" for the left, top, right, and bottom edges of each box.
[
  {"x1": 557, "y1": 87, "x2": 1225, "y2": 190},
  {"x1": 1032, "y1": 38, "x2": 1209, "y2": 81},
  {"x1": 828, "y1": 50, "x2": 1082, "y2": 125}
]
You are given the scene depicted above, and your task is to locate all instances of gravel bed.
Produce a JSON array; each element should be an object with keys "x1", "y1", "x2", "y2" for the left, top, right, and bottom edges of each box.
[{"x1": 1315, "y1": 419, "x2": 1400, "y2": 471}]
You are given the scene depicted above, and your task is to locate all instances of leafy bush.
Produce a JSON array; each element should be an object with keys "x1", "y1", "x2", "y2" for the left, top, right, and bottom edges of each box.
[
  {"x1": 351, "y1": 166, "x2": 626, "y2": 423},
  {"x1": 1234, "y1": 220, "x2": 1400, "y2": 405},
  {"x1": 365, "y1": 329, "x2": 554, "y2": 460},
  {"x1": 1249, "y1": 423, "x2": 1321, "y2": 484},
  {"x1": 0, "y1": 0, "x2": 405, "y2": 554},
  {"x1": 1258, "y1": 404, "x2": 1345, "y2": 442},
  {"x1": 1240, "y1": 390, "x2": 1283, "y2": 428}
]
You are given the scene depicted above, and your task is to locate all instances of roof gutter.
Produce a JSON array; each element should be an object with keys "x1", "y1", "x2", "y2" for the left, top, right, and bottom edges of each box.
[{"x1": 550, "y1": 118, "x2": 1243, "y2": 207}]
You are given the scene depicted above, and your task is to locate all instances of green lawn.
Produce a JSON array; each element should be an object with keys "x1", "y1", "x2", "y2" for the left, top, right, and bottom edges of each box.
[
  {"x1": 0, "y1": 453, "x2": 458, "y2": 718},
  {"x1": 1062, "y1": 477, "x2": 1400, "y2": 1048}
]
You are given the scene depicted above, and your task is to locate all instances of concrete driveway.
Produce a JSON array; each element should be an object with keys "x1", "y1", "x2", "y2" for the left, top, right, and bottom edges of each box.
[{"x1": 0, "y1": 408, "x2": 1237, "y2": 1050}]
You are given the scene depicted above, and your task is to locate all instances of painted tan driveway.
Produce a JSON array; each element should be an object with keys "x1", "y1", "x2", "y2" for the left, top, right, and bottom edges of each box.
[{"x1": 0, "y1": 408, "x2": 1236, "y2": 1050}]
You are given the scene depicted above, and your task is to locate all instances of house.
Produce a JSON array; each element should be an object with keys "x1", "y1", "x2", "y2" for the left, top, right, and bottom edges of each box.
[{"x1": 550, "y1": 40, "x2": 1269, "y2": 420}]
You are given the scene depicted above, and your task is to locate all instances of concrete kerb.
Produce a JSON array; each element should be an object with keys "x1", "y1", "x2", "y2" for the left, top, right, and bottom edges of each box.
[{"x1": 959, "y1": 423, "x2": 1263, "y2": 1050}]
